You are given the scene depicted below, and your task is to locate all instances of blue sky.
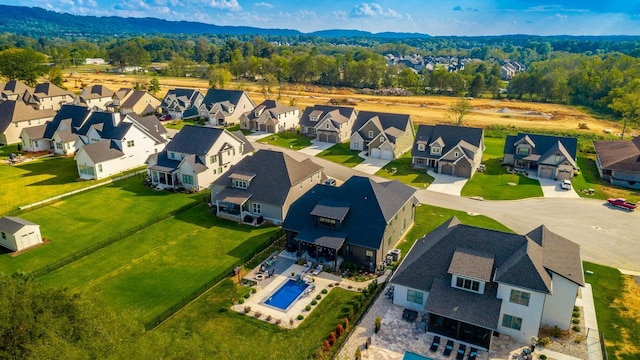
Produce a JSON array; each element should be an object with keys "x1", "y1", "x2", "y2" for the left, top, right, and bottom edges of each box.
[{"x1": 5, "y1": 0, "x2": 640, "y2": 35}]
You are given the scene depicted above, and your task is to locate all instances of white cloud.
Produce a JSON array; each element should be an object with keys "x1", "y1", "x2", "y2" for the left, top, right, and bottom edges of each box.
[
  {"x1": 332, "y1": 10, "x2": 347, "y2": 21},
  {"x1": 555, "y1": 13, "x2": 568, "y2": 19},
  {"x1": 254, "y1": 2, "x2": 273, "y2": 8},
  {"x1": 208, "y1": 0, "x2": 241, "y2": 11},
  {"x1": 350, "y1": 3, "x2": 402, "y2": 18}
]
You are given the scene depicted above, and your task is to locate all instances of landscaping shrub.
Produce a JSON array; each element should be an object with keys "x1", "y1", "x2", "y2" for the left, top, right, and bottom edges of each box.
[
  {"x1": 572, "y1": 318, "x2": 580, "y2": 324},
  {"x1": 538, "y1": 337, "x2": 551, "y2": 346},
  {"x1": 574, "y1": 335, "x2": 584, "y2": 344},
  {"x1": 573, "y1": 305, "x2": 579, "y2": 312},
  {"x1": 336, "y1": 324, "x2": 344, "y2": 337},
  {"x1": 321, "y1": 288, "x2": 328, "y2": 294},
  {"x1": 355, "y1": 348, "x2": 361, "y2": 360},
  {"x1": 328, "y1": 332, "x2": 336, "y2": 346},
  {"x1": 243, "y1": 293, "x2": 251, "y2": 299},
  {"x1": 297, "y1": 314, "x2": 304, "y2": 320},
  {"x1": 316, "y1": 294, "x2": 322, "y2": 300},
  {"x1": 573, "y1": 310, "x2": 580, "y2": 318},
  {"x1": 254, "y1": 311, "x2": 262, "y2": 318},
  {"x1": 238, "y1": 298, "x2": 244, "y2": 304},
  {"x1": 572, "y1": 325, "x2": 581, "y2": 332},
  {"x1": 266, "y1": 315, "x2": 272, "y2": 321},
  {"x1": 323, "y1": 340, "x2": 330, "y2": 352},
  {"x1": 251, "y1": 288, "x2": 257, "y2": 293},
  {"x1": 311, "y1": 300, "x2": 317, "y2": 305},
  {"x1": 305, "y1": 305, "x2": 311, "y2": 311},
  {"x1": 539, "y1": 355, "x2": 547, "y2": 360},
  {"x1": 244, "y1": 306, "x2": 251, "y2": 313},
  {"x1": 344, "y1": 317, "x2": 349, "y2": 330}
]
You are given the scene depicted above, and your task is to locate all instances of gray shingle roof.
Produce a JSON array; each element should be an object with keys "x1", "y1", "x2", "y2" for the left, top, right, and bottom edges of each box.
[
  {"x1": 201, "y1": 89, "x2": 253, "y2": 110},
  {"x1": 22, "y1": 124, "x2": 47, "y2": 140},
  {"x1": 352, "y1": 110, "x2": 412, "y2": 142},
  {"x1": 33, "y1": 82, "x2": 74, "y2": 98},
  {"x1": 43, "y1": 104, "x2": 91, "y2": 139},
  {"x1": 412, "y1": 124, "x2": 483, "y2": 159},
  {"x1": 593, "y1": 137, "x2": 640, "y2": 173},
  {"x1": 299, "y1": 105, "x2": 356, "y2": 128},
  {"x1": 165, "y1": 125, "x2": 231, "y2": 156},
  {"x1": 447, "y1": 248, "x2": 495, "y2": 282},
  {"x1": 504, "y1": 133, "x2": 578, "y2": 162},
  {"x1": 295, "y1": 225, "x2": 347, "y2": 250},
  {"x1": 80, "y1": 140, "x2": 124, "y2": 163},
  {"x1": 310, "y1": 199, "x2": 351, "y2": 221},
  {"x1": 282, "y1": 176, "x2": 416, "y2": 250},
  {"x1": 0, "y1": 216, "x2": 38, "y2": 233},
  {"x1": 147, "y1": 152, "x2": 180, "y2": 172},
  {"x1": 211, "y1": 149, "x2": 323, "y2": 208}
]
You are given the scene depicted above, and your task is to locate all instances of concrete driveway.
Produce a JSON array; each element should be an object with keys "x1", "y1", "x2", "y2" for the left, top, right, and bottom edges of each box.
[
  {"x1": 425, "y1": 170, "x2": 469, "y2": 196},
  {"x1": 297, "y1": 140, "x2": 334, "y2": 156},
  {"x1": 244, "y1": 131, "x2": 270, "y2": 142},
  {"x1": 353, "y1": 151, "x2": 392, "y2": 175},
  {"x1": 534, "y1": 176, "x2": 580, "y2": 199}
]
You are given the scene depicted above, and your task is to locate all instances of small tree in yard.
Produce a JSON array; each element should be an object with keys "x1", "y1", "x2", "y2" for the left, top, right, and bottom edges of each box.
[
  {"x1": 328, "y1": 332, "x2": 337, "y2": 345},
  {"x1": 374, "y1": 316, "x2": 382, "y2": 333},
  {"x1": 323, "y1": 339, "x2": 330, "y2": 352},
  {"x1": 336, "y1": 324, "x2": 344, "y2": 337},
  {"x1": 448, "y1": 99, "x2": 473, "y2": 126}
]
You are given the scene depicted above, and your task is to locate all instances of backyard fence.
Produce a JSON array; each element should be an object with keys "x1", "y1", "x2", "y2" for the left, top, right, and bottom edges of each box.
[
  {"x1": 30, "y1": 200, "x2": 205, "y2": 278},
  {"x1": 144, "y1": 229, "x2": 285, "y2": 331},
  {"x1": 600, "y1": 331, "x2": 608, "y2": 360}
]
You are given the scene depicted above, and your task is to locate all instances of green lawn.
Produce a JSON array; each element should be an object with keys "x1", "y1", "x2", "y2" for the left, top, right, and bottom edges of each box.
[
  {"x1": 583, "y1": 261, "x2": 640, "y2": 360},
  {"x1": 156, "y1": 278, "x2": 358, "y2": 359},
  {"x1": 395, "y1": 204, "x2": 513, "y2": 256},
  {"x1": 163, "y1": 118, "x2": 203, "y2": 130},
  {"x1": 39, "y1": 205, "x2": 279, "y2": 324},
  {"x1": 375, "y1": 152, "x2": 435, "y2": 186},
  {"x1": 572, "y1": 155, "x2": 640, "y2": 203},
  {"x1": 257, "y1": 130, "x2": 312, "y2": 150},
  {"x1": 461, "y1": 137, "x2": 543, "y2": 200},
  {"x1": 0, "y1": 177, "x2": 201, "y2": 274},
  {"x1": 316, "y1": 142, "x2": 364, "y2": 167}
]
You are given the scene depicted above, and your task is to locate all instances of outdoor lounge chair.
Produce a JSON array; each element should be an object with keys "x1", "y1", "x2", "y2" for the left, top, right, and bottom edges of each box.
[
  {"x1": 429, "y1": 335, "x2": 441, "y2": 352},
  {"x1": 302, "y1": 261, "x2": 312, "y2": 273},
  {"x1": 468, "y1": 347, "x2": 478, "y2": 360},
  {"x1": 456, "y1": 344, "x2": 466, "y2": 360},
  {"x1": 311, "y1": 264, "x2": 323, "y2": 275},
  {"x1": 443, "y1": 340, "x2": 454, "y2": 357}
]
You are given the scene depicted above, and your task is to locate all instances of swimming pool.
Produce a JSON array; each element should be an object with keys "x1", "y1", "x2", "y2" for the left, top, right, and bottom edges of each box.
[
  {"x1": 403, "y1": 351, "x2": 433, "y2": 360},
  {"x1": 264, "y1": 279, "x2": 309, "y2": 310}
]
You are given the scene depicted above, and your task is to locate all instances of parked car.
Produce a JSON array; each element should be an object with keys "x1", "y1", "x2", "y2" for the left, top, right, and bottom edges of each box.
[
  {"x1": 159, "y1": 114, "x2": 172, "y2": 121},
  {"x1": 561, "y1": 179, "x2": 572, "y2": 190},
  {"x1": 324, "y1": 178, "x2": 336, "y2": 186},
  {"x1": 607, "y1": 198, "x2": 637, "y2": 211}
]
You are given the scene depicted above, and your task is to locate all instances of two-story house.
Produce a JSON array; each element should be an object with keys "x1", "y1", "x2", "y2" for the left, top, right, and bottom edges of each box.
[
  {"x1": 210, "y1": 149, "x2": 323, "y2": 225},
  {"x1": 390, "y1": 217, "x2": 584, "y2": 350},
  {"x1": 0, "y1": 100, "x2": 56, "y2": 145},
  {"x1": 0, "y1": 80, "x2": 33, "y2": 101},
  {"x1": 160, "y1": 88, "x2": 204, "y2": 120},
  {"x1": 350, "y1": 111, "x2": 415, "y2": 160},
  {"x1": 74, "y1": 112, "x2": 167, "y2": 180},
  {"x1": 41, "y1": 104, "x2": 92, "y2": 155},
  {"x1": 109, "y1": 88, "x2": 160, "y2": 116},
  {"x1": 503, "y1": 133, "x2": 578, "y2": 180},
  {"x1": 198, "y1": 89, "x2": 255, "y2": 126},
  {"x1": 299, "y1": 105, "x2": 358, "y2": 143},
  {"x1": 146, "y1": 125, "x2": 253, "y2": 191},
  {"x1": 411, "y1": 124, "x2": 485, "y2": 178},
  {"x1": 75, "y1": 85, "x2": 115, "y2": 110},
  {"x1": 23, "y1": 82, "x2": 75, "y2": 111},
  {"x1": 239, "y1": 99, "x2": 300, "y2": 133},
  {"x1": 282, "y1": 176, "x2": 417, "y2": 272}
]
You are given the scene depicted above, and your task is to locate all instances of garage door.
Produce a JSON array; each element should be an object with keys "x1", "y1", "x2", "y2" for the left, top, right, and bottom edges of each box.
[
  {"x1": 371, "y1": 148, "x2": 381, "y2": 158},
  {"x1": 267, "y1": 125, "x2": 275, "y2": 133},
  {"x1": 381, "y1": 150, "x2": 394, "y2": 160},
  {"x1": 556, "y1": 169, "x2": 572, "y2": 181},
  {"x1": 318, "y1": 134, "x2": 327, "y2": 142},
  {"x1": 259, "y1": 124, "x2": 267, "y2": 132},
  {"x1": 456, "y1": 162, "x2": 472, "y2": 178},
  {"x1": 539, "y1": 167, "x2": 554, "y2": 179},
  {"x1": 328, "y1": 135, "x2": 338, "y2": 143},
  {"x1": 441, "y1": 164, "x2": 453, "y2": 175}
]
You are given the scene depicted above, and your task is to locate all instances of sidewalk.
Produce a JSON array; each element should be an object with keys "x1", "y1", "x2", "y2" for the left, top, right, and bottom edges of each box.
[{"x1": 580, "y1": 283, "x2": 603, "y2": 360}]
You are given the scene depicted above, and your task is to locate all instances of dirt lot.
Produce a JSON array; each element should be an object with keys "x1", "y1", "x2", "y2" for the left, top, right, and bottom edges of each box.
[{"x1": 66, "y1": 71, "x2": 627, "y2": 135}]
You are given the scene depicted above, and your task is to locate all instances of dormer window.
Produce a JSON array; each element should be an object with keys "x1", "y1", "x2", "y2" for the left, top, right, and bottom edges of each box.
[
  {"x1": 455, "y1": 276, "x2": 480, "y2": 292},
  {"x1": 517, "y1": 146, "x2": 530, "y2": 155},
  {"x1": 228, "y1": 106, "x2": 234, "y2": 113},
  {"x1": 379, "y1": 136, "x2": 384, "y2": 142},
  {"x1": 368, "y1": 130, "x2": 374, "y2": 138},
  {"x1": 319, "y1": 217, "x2": 337, "y2": 228},
  {"x1": 430, "y1": 146, "x2": 441, "y2": 155},
  {"x1": 418, "y1": 144, "x2": 425, "y2": 151},
  {"x1": 233, "y1": 179, "x2": 248, "y2": 189},
  {"x1": 555, "y1": 155, "x2": 561, "y2": 162},
  {"x1": 326, "y1": 123, "x2": 330, "y2": 129}
]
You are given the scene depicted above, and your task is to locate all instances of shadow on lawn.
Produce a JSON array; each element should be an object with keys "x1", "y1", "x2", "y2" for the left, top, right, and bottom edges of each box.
[
  {"x1": 226, "y1": 229, "x2": 280, "y2": 259},
  {"x1": 19, "y1": 158, "x2": 81, "y2": 186}
]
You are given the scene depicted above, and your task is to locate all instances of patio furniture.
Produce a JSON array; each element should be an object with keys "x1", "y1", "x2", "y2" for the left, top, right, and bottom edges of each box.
[
  {"x1": 468, "y1": 347, "x2": 478, "y2": 360},
  {"x1": 456, "y1": 344, "x2": 466, "y2": 360},
  {"x1": 402, "y1": 309, "x2": 418, "y2": 322},
  {"x1": 311, "y1": 264, "x2": 323, "y2": 275},
  {"x1": 302, "y1": 261, "x2": 312, "y2": 273},
  {"x1": 429, "y1": 335, "x2": 441, "y2": 352},
  {"x1": 443, "y1": 340, "x2": 454, "y2": 357}
]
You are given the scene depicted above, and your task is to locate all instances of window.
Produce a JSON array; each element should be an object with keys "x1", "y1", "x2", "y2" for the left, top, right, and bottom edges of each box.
[
  {"x1": 34, "y1": 141, "x2": 38, "y2": 147},
  {"x1": 418, "y1": 144, "x2": 425, "y2": 151},
  {"x1": 14, "y1": 123, "x2": 18, "y2": 128},
  {"x1": 233, "y1": 179, "x2": 248, "y2": 189},
  {"x1": 326, "y1": 123, "x2": 329, "y2": 129},
  {"x1": 407, "y1": 290, "x2": 424, "y2": 304},
  {"x1": 210, "y1": 154, "x2": 217, "y2": 163},
  {"x1": 502, "y1": 314, "x2": 522, "y2": 331},
  {"x1": 319, "y1": 217, "x2": 337, "y2": 227},
  {"x1": 455, "y1": 277, "x2": 480, "y2": 292},
  {"x1": 368, "y1": 130, "x2": 374, "y2": 138},
  {"x1": 78, "y1": 164, "x2": 95, "y2": 176},
  {"x1": 517, "y1": 147, "x2": 530, "y2": 155},
  {"x1": 56, "y1": 142, "x2": 63, "y2": 150},
  {"x1": 127, "y1": 140, "x2": 135, "y2": 147},
  {"x1": 252, "y1": 203, "x2": 261, "y2": 214},
  {"x1": 430, "y1": 146, "x2": 441, "y2": 155},
  {"x1": 509, "y1": 290, "x2": 530, "y2": 306},
  {"x1": 1, "y1": 232, "x2": 5, "y2": 240},
  {"x1": 454, "y1": 151, "x2": 459, "y2": 158},
  {"x1": 170, "y1": 152, "x2": 176, "y2": 159},
  {"x1": 365, "y1": 250, "x2": 374, "y2": 261},
  {"x1": 379, "y1": 136, "x2": 384, "y2": 142},
  {"x1": 28, "y1": 120, "x2": 32, "y2": 125},
  {"x1": 182, "y1": 174, "x2": 194, "y2": 185},
  {"x1": 218, "y1": 167, "x2": 222, "y2": 174},
  {"x1": 353, "y1": 141, "x2": 359, "y2": 150},
  {"x1": 97, "y1": 164, "x2": 103, "y2": 173},
  {"x1": 555, "y1": 155, "x2": 561, "y2": 162}
]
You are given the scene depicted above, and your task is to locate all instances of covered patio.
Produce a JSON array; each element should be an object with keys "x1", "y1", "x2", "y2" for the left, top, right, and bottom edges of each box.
[
  {"x1": 289, "y1": 225, "x2": 345, "y2": 271},
  {"x1": 212, "y1": 188, "x2": 265, "y2": 225}
]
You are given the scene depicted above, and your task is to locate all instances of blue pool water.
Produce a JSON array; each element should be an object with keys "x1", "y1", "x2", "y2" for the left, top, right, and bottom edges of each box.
[
  {"x1": 403, "y1": 351, "x2": 433, "y2": 360},
  {"x1": 264, "y1": 279, "x2": 309, "y2": 310}
]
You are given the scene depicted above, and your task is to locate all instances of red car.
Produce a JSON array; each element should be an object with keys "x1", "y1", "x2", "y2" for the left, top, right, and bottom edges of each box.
[
  {"x1": 159, "y1": 114, "x2": 172, "y2": 121},
  {"x1": 607, "y1": 198, "x2": 637, "y2": 211}
]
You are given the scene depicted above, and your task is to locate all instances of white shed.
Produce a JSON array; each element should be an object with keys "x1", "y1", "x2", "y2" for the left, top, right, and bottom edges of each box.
[{"x1": 0, "y1": 216, "x2": 43, "y2": 252}]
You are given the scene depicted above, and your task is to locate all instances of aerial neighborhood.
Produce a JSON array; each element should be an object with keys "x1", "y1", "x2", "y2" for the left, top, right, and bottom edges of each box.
[{"x1": 0, "y1": 77, "x2": 636, "y2": 359}]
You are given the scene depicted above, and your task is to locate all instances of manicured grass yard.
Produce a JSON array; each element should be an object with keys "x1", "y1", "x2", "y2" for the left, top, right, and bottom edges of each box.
[
  {"x1": 572, "y1": 155, "x2": 640, "y2": 203},
  {"x1": 163, "y1": 118, "x2": 202, "y2": 130},
  {"x1": 316, "y1": 142, "x2": 364, "y2": 167},
  {"x1": 375, "y1": 152, "x2": 435, "y2": 185},
  {"x1": 583, "y1": 261, "x2": 640, "y2": 360},
  {"x1": 0, "y1": 176, "x2": 201, "y2": 274},
  {"x1": 0, "y1": 155, "x2": 108, "y2": 215},
  {"x1": 257, "y1": 130, "x2": 312, "y2": 149},
  {"x1": 156, "y1": 279, "x2": 358, "y2": 359},
  {"x1": 39, "y1": 205, "x2": 279, "y2": 324},
  {"x1": 461, "y1": 137, "x2": 543, "y2": 200}
]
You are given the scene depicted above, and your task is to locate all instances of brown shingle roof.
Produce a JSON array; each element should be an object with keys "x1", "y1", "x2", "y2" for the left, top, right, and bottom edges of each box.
[
  {"x1": 0, "y1": 101, "x2": 56, "y2": 132},
  {"x1": 593, "y1": 137, "x2": 640, "y2": 172}
]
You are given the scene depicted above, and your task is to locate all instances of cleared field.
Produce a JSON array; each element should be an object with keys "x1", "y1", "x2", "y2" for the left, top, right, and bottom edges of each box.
[
  {"x1": 39, "y1": 205, "x2": 279, "y2": 324},
  {"x1": 0, "y1": 177, "x2": 200, "y2": 274}
]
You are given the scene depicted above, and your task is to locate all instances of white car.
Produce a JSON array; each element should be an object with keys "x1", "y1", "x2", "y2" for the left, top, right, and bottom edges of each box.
[{"x1": 561, "y1": 180, "x2": 572, "y2": 190}]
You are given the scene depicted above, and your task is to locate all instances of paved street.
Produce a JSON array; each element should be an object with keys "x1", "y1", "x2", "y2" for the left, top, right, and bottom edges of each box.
[{"x1": 252, "y1": 142, "x2": 640, "y2": 272}]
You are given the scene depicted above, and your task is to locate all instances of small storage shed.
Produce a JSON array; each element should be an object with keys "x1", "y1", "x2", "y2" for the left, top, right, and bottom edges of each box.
[{"x1": 0, "y1": 216, "x2": 43, "y2": 252}]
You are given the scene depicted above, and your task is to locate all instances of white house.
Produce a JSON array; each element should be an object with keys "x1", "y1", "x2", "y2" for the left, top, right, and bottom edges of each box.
[
  {"x1": 0, "y1": 100, "x2": 56, "y2": 145},
  {"x1": 74, "y1": 112, "x2": 167, "y2": 180},
  {"x1": 146, "y1": 125, "x2": 253, "y2": 191},
  {"x1": 239, "y1": 99, "x2": 300, "y2": 133},
  {"x1": 23, "y1": 82, "x2": 75, "y2": 111},
  {"x1": 20, "y1": 125, "x2": 49, "y2": 152},
  {"x1": 198, "y1": 89, "x2": 255, "y2": 126},
  {"x1": 42, "y1": 104, "x2": 92, "y2": 156},
  {"x1": 0, "y1": 216, "x2": 43, "y2": 252},
  {"x1": 160, "y1": 88, "x2": 204, "y2": 120},
  {"x1": 390, "y1": 217, "x2": 584, "y2": 349},
  {"x1": 75, "y1": 85, "x2": 114, "y2": 110}
]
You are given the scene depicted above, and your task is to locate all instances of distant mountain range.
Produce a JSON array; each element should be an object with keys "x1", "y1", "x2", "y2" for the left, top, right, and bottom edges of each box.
[{"x1": 0, "y1": 5, "x2": 432, "y2": 39}]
